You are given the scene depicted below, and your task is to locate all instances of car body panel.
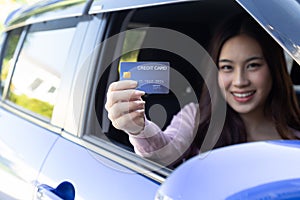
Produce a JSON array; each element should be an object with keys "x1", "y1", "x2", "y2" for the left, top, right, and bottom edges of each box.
[
  {"x1": 36, "y1": 136, "x2": 160, "y2": 200},
  {"x1": 88, "y1": 0, "x2": 192, "y2": 14},
  {"x1": 156, "y1": 141, "x2": 300, "y2": 200},
  {"x1": 0, "y1": 108, "x2": 58, "y2": 199},
  {"x1": 236, "y1": 0, "x2": 300, "y2": 64}
]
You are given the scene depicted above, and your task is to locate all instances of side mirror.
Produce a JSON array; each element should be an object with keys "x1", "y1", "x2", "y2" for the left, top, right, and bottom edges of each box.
[{"x1": 155, "y1": 140, "x2": 300, "y2": 200}]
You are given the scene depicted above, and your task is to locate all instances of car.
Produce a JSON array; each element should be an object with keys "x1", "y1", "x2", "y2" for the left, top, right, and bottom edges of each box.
[{"x1": 0, "y1": 0, "x2": 299, "y2": 199}]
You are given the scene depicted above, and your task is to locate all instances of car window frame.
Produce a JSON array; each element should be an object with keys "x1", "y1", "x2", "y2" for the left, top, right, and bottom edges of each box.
[
  {"x1": 0, "y1": 30, "x2": 20, "y2": 97},
  {"x1": 0, "y1": 16, "x2": 85, "y2": 133}
]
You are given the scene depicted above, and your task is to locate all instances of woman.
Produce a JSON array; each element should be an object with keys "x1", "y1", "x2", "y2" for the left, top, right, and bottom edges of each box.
[{"x1": 105, "y1": 13, "x2": 300, "y2": 166}]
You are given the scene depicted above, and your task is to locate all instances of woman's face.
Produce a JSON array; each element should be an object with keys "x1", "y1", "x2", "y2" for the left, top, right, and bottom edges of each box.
[{"x1": 218, "y1": 34, "x2": 272, "y2": 116}]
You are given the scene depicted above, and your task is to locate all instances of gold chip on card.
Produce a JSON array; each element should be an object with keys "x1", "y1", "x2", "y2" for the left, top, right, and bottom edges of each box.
[{"x1": 123, "y1": 72, "x2": 131, "y2": 79}]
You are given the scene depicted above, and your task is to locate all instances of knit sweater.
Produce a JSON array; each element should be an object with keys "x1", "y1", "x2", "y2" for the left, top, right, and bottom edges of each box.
[{"x1": 129, "y1": 102, "x2": 199, "y2": 166}]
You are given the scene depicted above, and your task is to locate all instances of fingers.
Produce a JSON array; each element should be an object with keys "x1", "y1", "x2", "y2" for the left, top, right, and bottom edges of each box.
[
  {"x1": 111, "y1": 109, "x2": 145, "y2": 134},
  {"x1": 108, "y1": 80, "x2": 138, "y2": 92},
  {"x1": 108, "y1": 100, "x2": 145, "y2": 121},
  {"x1": 105, "y1": 80, "x2": 145, "y2": 110},
  {"x1": 105, "y1": 80, "x2": 146, "y2": 134},
  {"x1": 106, "y1": 89, "x2": 145, "y2": 109}
]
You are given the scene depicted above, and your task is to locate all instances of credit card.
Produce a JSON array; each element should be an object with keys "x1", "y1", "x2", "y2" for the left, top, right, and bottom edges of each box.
[{"x1": 119, "y1": 62, "x2": 170, "y2": 94}]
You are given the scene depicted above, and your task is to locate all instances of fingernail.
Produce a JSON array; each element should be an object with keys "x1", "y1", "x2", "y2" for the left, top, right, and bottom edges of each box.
[
  {"x1": 135, "y1": 90, "x2": 145, "y2": 96},
  {"x1": 136, "y1": 109, "x2": 145, "y2": 113},
  {"x1": 136, "y1": 100, "x2": 145, "y2": 107},
  {"x1": 130, "y1": 80, "x2": 138, "y2": 87}
]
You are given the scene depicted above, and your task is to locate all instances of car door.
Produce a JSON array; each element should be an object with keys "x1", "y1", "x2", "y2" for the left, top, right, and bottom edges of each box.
[
  {"x1": 33, "y1": 0, "x2": 202, "y2": 198},
  {"x1": 33, "y1": 7, "x2": 166, "y2": 200},
  {"x1": 33, "y1": 0, "x2": 241, "y2": 199},
  {"x1": 0, "y1": 27, "x2": 59, "y2": 200},
  {"x1": 0, "y1": 7, "x2": 84, "y2": 199}
]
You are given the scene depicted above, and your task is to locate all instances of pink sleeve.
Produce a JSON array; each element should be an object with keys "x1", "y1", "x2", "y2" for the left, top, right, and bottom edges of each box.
[{"x1": 129, "y1": 102, "x2": 199, "y2": 165}]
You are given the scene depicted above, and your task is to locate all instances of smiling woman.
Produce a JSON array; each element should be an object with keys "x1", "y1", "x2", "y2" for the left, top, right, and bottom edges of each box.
[
  {"x1": 105, "y1": 13, "x2": 300, "y2": 167},
  {"x1": 218, "y1": 35, "x2": 277, "y2": 141},
  {"x1": 197, "y1": 13, "x2": 300, "y2": 148}
]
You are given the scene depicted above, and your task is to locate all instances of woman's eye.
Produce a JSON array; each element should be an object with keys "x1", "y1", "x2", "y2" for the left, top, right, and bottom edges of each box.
[
  {"x1": 247, "y1": 63, "x2": 261, "y2": 69},
  {"x1": 219, "y1": 65, "x2": 233, "y2": 72}
]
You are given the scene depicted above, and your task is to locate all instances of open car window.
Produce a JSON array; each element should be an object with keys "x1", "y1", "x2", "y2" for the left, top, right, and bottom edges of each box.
[
  {"x1": 89, "y1": 0, "x2": 241, "y2": 168},
  {"x1": 87, "y1": 0, "x2": 300, "y2": 171}
]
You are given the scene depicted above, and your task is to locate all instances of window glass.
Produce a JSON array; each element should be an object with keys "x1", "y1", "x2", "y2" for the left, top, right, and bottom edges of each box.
[
  {"x1": 0, "y1": 29, "x2": 22, "y2": 95},
  {"x1": 0, "y1": 32, "x2": 4, "y2": 52},
  {"x1": 120, "y1": 28, "x2": 147, "y2": 63},
  {"x1": 96, "y1": 26, "x2": 147, "y2": 150},
  {"x1": 7, "y1": 27, "x2": 75, "y2": 119}
]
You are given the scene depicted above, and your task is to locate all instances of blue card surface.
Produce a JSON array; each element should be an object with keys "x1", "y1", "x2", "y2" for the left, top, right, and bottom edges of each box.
[{"x1": 119, "y1": 62, "x2": 170, "y2": 94}]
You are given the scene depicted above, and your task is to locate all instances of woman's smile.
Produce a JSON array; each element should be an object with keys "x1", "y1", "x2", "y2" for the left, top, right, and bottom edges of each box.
[{"x1": 231, "y1": 91, "x2": 256, "y2": 103}]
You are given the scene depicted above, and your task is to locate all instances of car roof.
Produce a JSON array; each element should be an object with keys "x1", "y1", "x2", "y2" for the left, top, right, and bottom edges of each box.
[
  {"x1": 4, "y1": 0, "x2": 191, "y2": 30},
  {"x1": 4, "y1": 0, "x2": 300, "y2": 64}
]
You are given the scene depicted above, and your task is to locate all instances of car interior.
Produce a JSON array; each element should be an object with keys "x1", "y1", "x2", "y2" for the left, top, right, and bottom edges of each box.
[
  {"x1": 93, "y1": 0, "x2": 241, "y2": 151},
  {"x1": 93, "y1": 0, "x2": 300, "y2": 155},
  {"x1": 291, "y1": 60, "x2": 300, "y2": 104}
]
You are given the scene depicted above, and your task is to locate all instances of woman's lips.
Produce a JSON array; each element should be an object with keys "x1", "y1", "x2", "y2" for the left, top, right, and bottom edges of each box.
[{"x1": 231, "y1": 91, "x2": 255, "y2": 103}]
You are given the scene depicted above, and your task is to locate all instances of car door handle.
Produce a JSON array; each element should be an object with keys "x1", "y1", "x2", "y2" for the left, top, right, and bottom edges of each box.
[{"x1": 36, "y1": 181, "x2": 75, "y2": 200}]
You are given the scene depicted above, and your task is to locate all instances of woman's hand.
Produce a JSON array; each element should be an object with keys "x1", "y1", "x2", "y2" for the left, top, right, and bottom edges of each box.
[{"x1": 105, "y1": 80, "x2": 145, "y2": 135}]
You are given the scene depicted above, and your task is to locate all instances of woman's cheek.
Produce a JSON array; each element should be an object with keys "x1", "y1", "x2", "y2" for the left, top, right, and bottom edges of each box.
[{"x1": 218, "y1": 73, "x2": 229, "y2": 97}]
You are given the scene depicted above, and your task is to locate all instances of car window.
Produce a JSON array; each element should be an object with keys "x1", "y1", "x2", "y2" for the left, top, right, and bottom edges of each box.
[
  {"x1": 90, "y1": 0, "x2": 300, "y2": 170},
  {"x1": 0, "y1": 28, "x2": 22, "y2": 96},
  {"x1": 120, "y1": 27, "x2": 147, "y2": 63},
  {"x1": 90, "y1": 1, "x2": 241, "y2": 168},
  {"x1": 77, "y1": 3, "x2": 300, "y2": 184},
  {"x1": 6, "y1": 25, "x2": 76, "y2": 120}
]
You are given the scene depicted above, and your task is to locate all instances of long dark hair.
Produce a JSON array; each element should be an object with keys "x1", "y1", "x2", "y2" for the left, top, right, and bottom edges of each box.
[{"x1": 191, "y1": 13, "x2": 300, "y2": 155}]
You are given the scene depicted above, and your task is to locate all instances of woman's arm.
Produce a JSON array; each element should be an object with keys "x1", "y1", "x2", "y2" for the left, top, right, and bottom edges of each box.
[
  {"x1": 105, "y1": 80, "x2": 199, "y2": 165},
  {"x1": 129, "y1": 102, "x2": 199, "y2": 166}
]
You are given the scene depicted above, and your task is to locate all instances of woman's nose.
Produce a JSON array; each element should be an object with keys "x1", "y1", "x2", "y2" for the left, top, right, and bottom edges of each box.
[{"x1": 232, "y1": 69, "x2": 250, "y2": 87}]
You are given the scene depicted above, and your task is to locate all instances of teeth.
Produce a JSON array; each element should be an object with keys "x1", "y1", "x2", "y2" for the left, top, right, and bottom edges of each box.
[{"x1": 233, "y1": 92, "x2": 254, "y2": 98}]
